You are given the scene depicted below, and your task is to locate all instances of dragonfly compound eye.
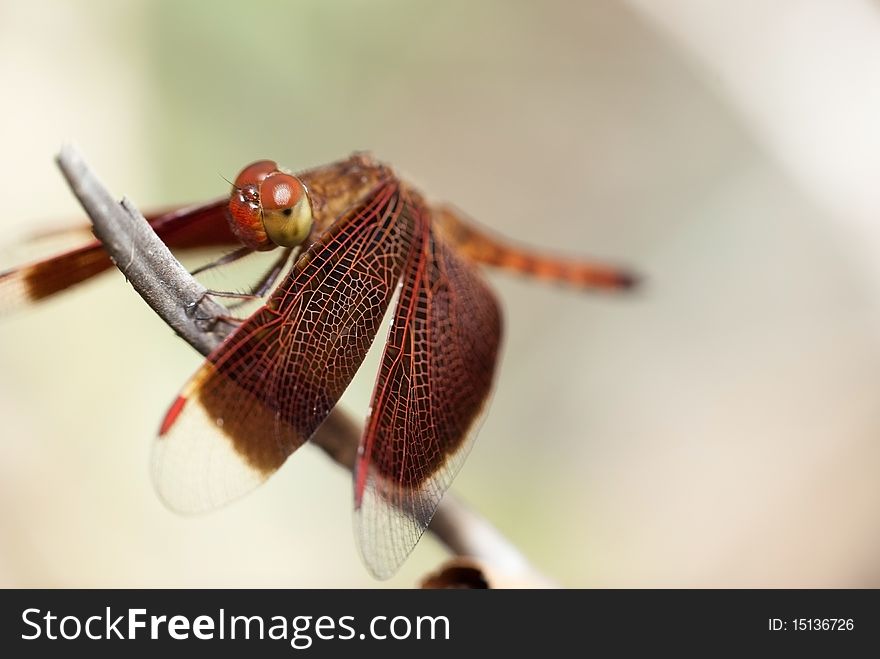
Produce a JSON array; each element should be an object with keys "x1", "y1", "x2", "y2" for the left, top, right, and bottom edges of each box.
[
  {"x1": 258, "y1": 172, "x2": 314, "y2": 248},
  {"x1": 234, "y1": 159, "x2": 278, "y2": 188},
  {"x1": 227, "y1": 160, "x2": 282, "y2": 251}
]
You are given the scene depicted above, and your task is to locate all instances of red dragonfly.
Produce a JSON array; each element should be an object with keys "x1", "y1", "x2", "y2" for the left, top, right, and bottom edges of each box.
[{"x1": 0, "y1": 154, "x2": 636, "y2": 578}]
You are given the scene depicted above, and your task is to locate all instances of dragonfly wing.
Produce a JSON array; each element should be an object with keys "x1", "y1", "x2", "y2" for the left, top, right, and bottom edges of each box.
[
  {"x1": 145, "y1": 199, "x2": 235, "y2": 249},
  {"x1": 0, "y1": 200, "x2": 232, "y2": 313},
  {"x1": 0, "y1": 242, "x2": 112, "y2": 313},
  {"x1": 153, "y1": 180, "x2": 417, "y2": 513},
  {"x1": 354, "y1": 203, "x2": 503, "y2": 579}
]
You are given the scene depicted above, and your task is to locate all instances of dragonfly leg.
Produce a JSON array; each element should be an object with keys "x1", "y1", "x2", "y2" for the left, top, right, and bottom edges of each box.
[
  {"x1": 186, "y1": 289, "x2": 248, "y2": 329},
  {"x1": 225, "y1": 246, "x2": 295, "y2": 310},
  {"x1": 186, "y1": 243, "x2": 293, "y2": 323},
  {"x1": 432, "y1": 205, "x2": 639, "y2": 292},
  {"x1": 190, "y1": 245, "x2": 254, "y2": 276},
  {"x1": 190, "y1": 246, "x2": 296, "y2": 311}
]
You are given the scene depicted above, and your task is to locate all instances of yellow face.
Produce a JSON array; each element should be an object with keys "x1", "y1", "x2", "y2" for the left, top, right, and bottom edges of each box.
[{"x1": 258, "y1": 172, "x2": 314, "y2": 248}]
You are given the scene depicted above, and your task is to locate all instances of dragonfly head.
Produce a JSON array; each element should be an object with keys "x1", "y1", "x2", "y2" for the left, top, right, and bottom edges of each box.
[{"x1": 227, "y1": 160, "x2": 314, "y2": 251}]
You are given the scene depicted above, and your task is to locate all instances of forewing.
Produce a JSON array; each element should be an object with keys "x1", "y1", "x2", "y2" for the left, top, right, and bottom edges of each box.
[
  {"x1": 354, "y1": 204, "x2": 503, "y2": 578},
  {"x1": 153, "y1": 180, "x2": 417, "y2": 513},
  {"x1": 0, "y1": 200, "x2": 232, "y2": 313}
]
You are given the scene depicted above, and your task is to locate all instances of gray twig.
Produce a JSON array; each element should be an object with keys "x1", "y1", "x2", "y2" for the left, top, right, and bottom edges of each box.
[{"x1": 55, "y1": 143, "x2": 549, "y2": 586}]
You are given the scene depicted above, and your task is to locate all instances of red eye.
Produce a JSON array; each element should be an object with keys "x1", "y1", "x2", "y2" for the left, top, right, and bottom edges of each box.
[
  {"x1": 227, "y1": 159, "x2": 280, "y2": 252},
  {"x1": 234, "y1": 160, "x2": 278, "y2": 188},
  {"x1": 259, "y1": 173, "x2": 304, "y2": 212}
]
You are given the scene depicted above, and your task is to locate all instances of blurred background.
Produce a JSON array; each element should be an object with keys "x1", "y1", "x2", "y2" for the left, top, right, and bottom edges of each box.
[{"x1": 2, "y1": 0, "x2": 880, "y2": 587}]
